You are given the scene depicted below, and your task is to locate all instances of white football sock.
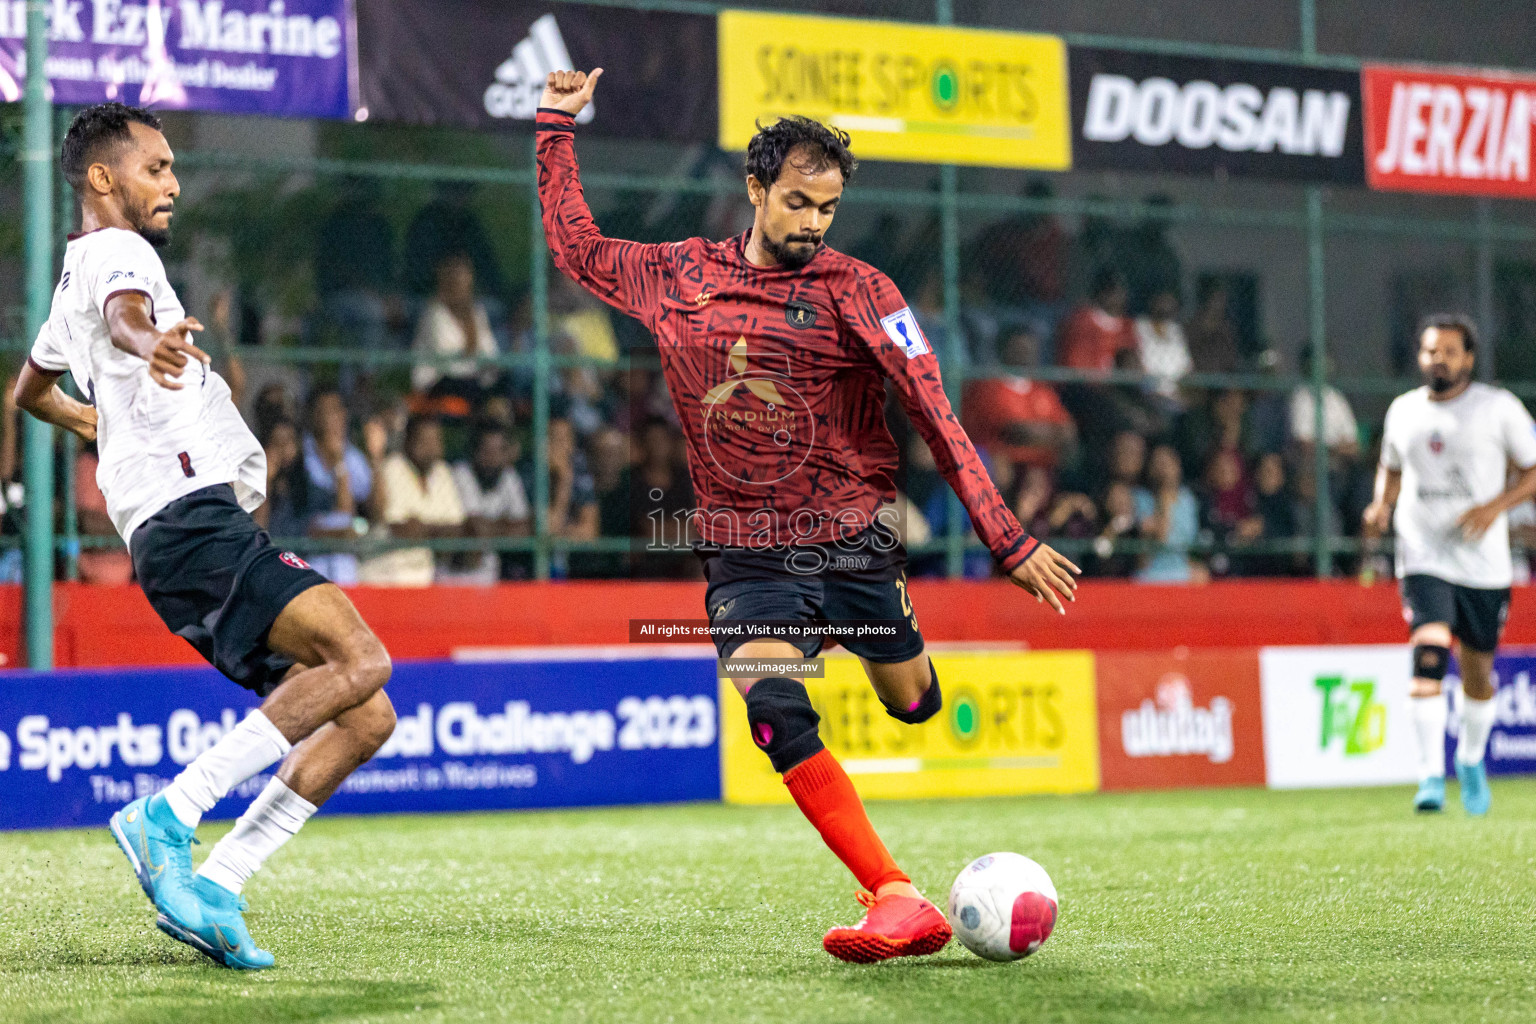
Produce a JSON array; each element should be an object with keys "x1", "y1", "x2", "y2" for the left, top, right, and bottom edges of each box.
[
  {"x1": 159, "y1": 710, "x2": 291, "y2": 829},
  {"x1": 1456, "y1": 695, "x2": 1497, "y2": 766},
  {"x1": 197, "y1": 778, "x2": 317, "y2": 895},
  {"x1": 1410, "y1": 694, "x2": 1448, "y2": 782}
]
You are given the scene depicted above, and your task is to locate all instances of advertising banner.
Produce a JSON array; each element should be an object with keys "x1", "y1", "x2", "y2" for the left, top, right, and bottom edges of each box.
[
  {"x1": 0, "y1": 0, "x2": 353, "y2": 118},
  {"x1": 1444, "y1": 649, "x2": 1536, "y2": 775},
  {"x1": 0, "y1": 657, "x2": 719, "y2": 831},
  {"x1": 1260, "y1": 646, "x2": 1417, "y2": 789},
  {"x1": 1095, "y1": 649, "x2": 1265, "y2": 791},
  {"x1": 721, "y1": 651, "x2": 1098, "y2": 805},
  {"x1": 356, "y1": 1, "x2": 716, "y2": 141},
  {"x1": 717, "y1": 11, "x2": 1071, "y2": 170},
  {"x1": 1363, "y1": 63, "x2": 1536, "y2": 199},
  {"x1": 1068, "y1": 47, "x2": 1364, "y2": 183}
]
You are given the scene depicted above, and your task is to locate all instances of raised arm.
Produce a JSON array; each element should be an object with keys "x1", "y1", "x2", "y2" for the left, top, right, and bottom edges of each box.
[
  {"x1": 846, "y1": 269, "x2": 1079, "y2": 611},
  {"x1": 536, "y1": 69, "x2": 673, "y2": 323}
]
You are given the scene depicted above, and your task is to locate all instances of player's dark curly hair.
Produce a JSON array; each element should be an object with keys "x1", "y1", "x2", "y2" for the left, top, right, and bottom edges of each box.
[
  {"x1": 746, "y1": 116, "x2": 857, "y2": 188},
  {"x1": 60, "y1": 102, "x2": 163, "y2": 193},
  {"x1": 1418, "y1": 312, "x2": 1478, "y2": 353}
]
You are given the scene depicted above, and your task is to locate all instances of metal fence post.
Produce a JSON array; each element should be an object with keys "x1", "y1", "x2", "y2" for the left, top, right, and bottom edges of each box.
[
  {"x1": 530, "y1": 136, "x2": 552, "y2": 580},
  {"x1": 936, "y1": 0, "x2": 965, "y2": 580},
  {"x1": 56, "y1": 105, "x2": 78, "y2": 583},
  {"x1": 23, "y1": 0, "x2": 55, "y2": 667},
  {"x1": 1306, "y1": 187, "x2": 1331, "y2": 578}
]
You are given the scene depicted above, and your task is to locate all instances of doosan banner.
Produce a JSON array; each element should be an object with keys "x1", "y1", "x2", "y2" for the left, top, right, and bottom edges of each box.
[
  {"x1": 1069, "y1": 47, "x2": 1364, "y2": 184},
  {"x1": 0, "y1": 0, "x2": 354, "y2": 118},
  {"x1": 0, "y1": 657, "x2": 720, "y2": 831},
  {"x1": 1363, "y1": 63, "x2": 1536, "y2": 198},
  {"x1": 355, "y1": 1, "x2": 716, "y2": 142}
]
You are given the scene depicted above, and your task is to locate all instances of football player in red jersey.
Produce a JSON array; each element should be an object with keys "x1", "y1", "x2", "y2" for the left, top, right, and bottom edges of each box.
[{"x1": 538, "y1": 69, "x2": 1080, "y2": 963}]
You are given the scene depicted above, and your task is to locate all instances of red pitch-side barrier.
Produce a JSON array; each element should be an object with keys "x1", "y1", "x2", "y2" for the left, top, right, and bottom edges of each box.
[{"x1": 0, "y1": 580, "x2": 1532, "y2": 669}]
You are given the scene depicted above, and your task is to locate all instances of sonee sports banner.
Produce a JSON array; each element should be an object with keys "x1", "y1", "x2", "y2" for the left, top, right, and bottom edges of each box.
[
  {"x1": 0, "y1": 0, "x2": 354, "y2": 119},
  {"x1": 1069, "y1": 47, "x2": 1365, "y2": 184},
  {"x1": 1363, "y1": 63, "x2": 1536, "y2": 199},
  {"x1": 0, "y1": 657, "x2": 720, "y2": 831},
  {"x1": 355, "y1": 0, "x2": 716, "y2": 141}
]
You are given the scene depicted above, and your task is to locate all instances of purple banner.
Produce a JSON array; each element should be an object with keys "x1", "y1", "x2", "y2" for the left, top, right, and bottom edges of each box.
[{"x1": 0, "y1": 0, "x2": 355, "y2": 119}]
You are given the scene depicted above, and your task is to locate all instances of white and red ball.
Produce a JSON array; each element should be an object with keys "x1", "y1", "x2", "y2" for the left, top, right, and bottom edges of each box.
[{"x1": 946, "y1": 852, "x2": 1058, "y2": 962}]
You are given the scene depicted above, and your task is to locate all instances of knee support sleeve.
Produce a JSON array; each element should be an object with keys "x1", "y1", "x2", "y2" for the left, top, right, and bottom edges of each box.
[
  {"x1": 745, "y1": 676, "x2": 825, "y2": 774},
  {"x1": 883, "y1": 663, "x2": 943, "y2": 724},
  {"x1": 1413, "y1": 643, "x2": 1450, "y2": 681}
]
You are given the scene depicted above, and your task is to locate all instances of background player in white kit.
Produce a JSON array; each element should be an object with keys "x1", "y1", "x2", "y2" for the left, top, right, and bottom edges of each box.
[
  {"x1": 1363, "y1": 316, "x2": 1536, "y2": 816},
  {"x1": 14, "y1": 103, "x2": 397, "y2": 970}
]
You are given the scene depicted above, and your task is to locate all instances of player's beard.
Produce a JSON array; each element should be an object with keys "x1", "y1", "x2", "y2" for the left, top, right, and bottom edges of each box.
[
  {"x1": 1425, "y1": 365, "x2": 1470, "y2": 394},
  {"x1": 130, "y1": 195, "x2": 174, "y2": 248},
  {"x1": 762, "y1": 230, "x2": 821, "y2": 270}
]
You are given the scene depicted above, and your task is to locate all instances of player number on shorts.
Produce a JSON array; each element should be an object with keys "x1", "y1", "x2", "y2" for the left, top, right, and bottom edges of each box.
[
  {"x1": 895, "y1": 574, "x2": 913, "y2": 617},
  {"x1": 617, "y1": 695, "x2": 717, "y2": 750}
]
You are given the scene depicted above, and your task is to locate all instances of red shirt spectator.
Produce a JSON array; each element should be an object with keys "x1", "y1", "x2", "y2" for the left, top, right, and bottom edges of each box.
[
  {"x1": 1058, "y1": 268, "x2": 1137, "y2": 372},
  {"x1": 964, "y1": 376, "x2": 1074, "y2": 469}
]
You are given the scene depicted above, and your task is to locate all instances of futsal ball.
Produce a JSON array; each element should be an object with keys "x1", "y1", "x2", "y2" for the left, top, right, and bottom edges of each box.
[{"x1": 946, "y1": 852, "x2": 1058, "y2": 962}]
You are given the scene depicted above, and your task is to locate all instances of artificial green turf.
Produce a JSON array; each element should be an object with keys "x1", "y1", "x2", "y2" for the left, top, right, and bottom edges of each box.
[{"x1": 2, "y1": 782, "x2": 1535, "y2": 1023}]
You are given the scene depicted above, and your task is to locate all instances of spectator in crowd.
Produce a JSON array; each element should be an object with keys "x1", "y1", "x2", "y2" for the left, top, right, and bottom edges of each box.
[
  {"x1": 1245, "y1": 452, "x2": 1298, "y2": 576},
  {"x1": 1088, "y1": 480, "x2": 1140, "y2": 578},
  {"x1": 540, "y1": 416, "x2": 599, "y2": 577},
  {"x1": 1186, "y1": 279, "x2": 1240, "y2": 373},
  {"x1": 1134, "y1": 288, "x2": 1192, "y2": 411},
  {"x1": 1134, "y1": 443, "x2": 1202, "y2": 584},
  {"x1": 302, "y1": 388, "x2": 382, "y2": 585},
  {"x1": 972, "y1": 180, "x2": 1067, "y2": 315},
  {"x1": 314, "y1": 176, "x2": 397, "y2": 351},
  {"x1": 360, "y1": 415, "x2": 466, "y2": 586},
  {"x1": 1103, "y1": 428, "x2": 1147, "y2": 492},
  {"x1": 1012, "y1": 464, "x2": 1096, "y2": 544},
  {"x1": 449, "y1": 420, "x2": 530, "y2": 584},
  {"x1": 252, "y1": 418, "x2": 308, "y2": 538},
  {"x1": 1245, "y1": 348, "x2": 1292, "y2": 457},
  {"x1": 1059, "y1": 266, "x2": 1138, "y2": 373},
  {"x1": 551, "y1": 273, "x2": 619, "y2": 364},
  {"x1": 251, "y1": 382, "x2": 299, "y2": 444},
  {"x1": 1201, "y1": 445, "x2": 1257, "y2": 577},
  {"x1": 1180, "y1": 387, "x2": 1248, "y2": 479},
  {"x1": 75, "y1": 442, "x2": 133, "y2": 585},
  {"x1": 574, "y1": 426, "x2": 632, "y2": 578},
  {"x1": 1291, "y1": 460, "x2": 1342, "y2": 576},
  {"x1": 402, "y1": 180, "x2": 505, "y2": 301},
  {"x1": 905, "y1": 433, "x2": 994, "y2": 579},
  {"x1": 1289, "y1": 344, "x2": 1360, "y2": 465},
  {"x1": 1120, "y1": 195, "x2": 1182, "y2": 313},
  {"x1": 411, "y1": 252, "x2": 500, "y2": 408},
  {"x1": 962, "y1": 329, "x2": 1076, "y2": 473},
  {"x1": 629, "y1": 417, "x2": 697, "y2": 579}
]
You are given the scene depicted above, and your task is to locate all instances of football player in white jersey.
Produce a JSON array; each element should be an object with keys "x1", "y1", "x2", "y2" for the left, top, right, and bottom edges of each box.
[
  {"x1": 1363, "y1": 315, "x2": 1536, "y2": 816},
  {"x1": 14, "y1": 103, "x2": 398, "y2": 970}
]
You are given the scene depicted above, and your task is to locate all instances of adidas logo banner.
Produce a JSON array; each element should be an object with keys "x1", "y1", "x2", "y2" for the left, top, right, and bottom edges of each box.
[{"x1": 356, "y1": 0, "x2": 717, "y2": 142}]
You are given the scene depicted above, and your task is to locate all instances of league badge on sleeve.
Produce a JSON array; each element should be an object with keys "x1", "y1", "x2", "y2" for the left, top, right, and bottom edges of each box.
[{"x1": 880, "y1": 307, "x2": 931, "y2": 359}]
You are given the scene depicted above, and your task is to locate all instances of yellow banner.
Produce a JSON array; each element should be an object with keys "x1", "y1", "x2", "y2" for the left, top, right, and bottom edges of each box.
[
  {"x1": 717, "y1": 11, "x2": 1072, "y2": 170},
  {"x1": 721, "y1": 651, "x2": 1099, "y2": 804}
]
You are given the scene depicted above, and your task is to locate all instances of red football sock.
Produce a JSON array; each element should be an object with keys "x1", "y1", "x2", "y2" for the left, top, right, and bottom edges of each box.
[{"x1": 783, "y1": 749, "x2": 910, "y2": 892}]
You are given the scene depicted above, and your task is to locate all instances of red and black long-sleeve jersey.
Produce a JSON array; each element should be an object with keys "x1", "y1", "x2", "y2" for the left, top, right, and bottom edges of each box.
[{"x1": 536, "y1": 108, "x2": 1038, "y2": 571}]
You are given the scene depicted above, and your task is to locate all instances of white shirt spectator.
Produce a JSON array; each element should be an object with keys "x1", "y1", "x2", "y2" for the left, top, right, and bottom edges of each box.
[
  {"x1": 447, "y1": 461, "x2": 531, "y2": 584},
  {"x1": 358, "y1": 454, "x2": 465, "y2": 586},
  {"x1": 1290, "y1": 386, "x2": 1358, "y2": 449},
  {"x1": 1134, "y1": 316, "x2": 1192, "y2": 399},
  {"x1": 411, "y1": 298, "x2": 498, "y2": 393}
]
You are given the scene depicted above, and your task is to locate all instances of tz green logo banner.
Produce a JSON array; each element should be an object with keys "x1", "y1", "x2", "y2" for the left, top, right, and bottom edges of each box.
[{"x1": 1316, "y1": 676, "x2": 1387, "y2": 755}]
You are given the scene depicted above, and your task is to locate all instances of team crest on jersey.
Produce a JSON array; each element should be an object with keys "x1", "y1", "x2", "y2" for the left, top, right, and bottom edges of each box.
[
  {"x1": 784, "y1": 300, "x2": 817, "y2": 329},
  {"x1": 880, "y1": 307, "x2": 930, "y2": 358},
  {"x1": 1428, "y1": 431, "x2": 1444, "y2": 454},
  {"x1": 279, "y1": 552, "x2": 312, "y2": 571}
]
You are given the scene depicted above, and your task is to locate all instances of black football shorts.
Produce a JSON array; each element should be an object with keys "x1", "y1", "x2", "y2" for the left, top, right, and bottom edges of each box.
[{"x1": 1400, "y1": 573, "x2": 1511, "y2": 654}]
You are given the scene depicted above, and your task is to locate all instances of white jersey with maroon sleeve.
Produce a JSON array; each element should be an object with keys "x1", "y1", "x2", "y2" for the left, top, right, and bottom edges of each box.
[{"x1": 28, "y1": 227, "x2": 265, "y2": 549}]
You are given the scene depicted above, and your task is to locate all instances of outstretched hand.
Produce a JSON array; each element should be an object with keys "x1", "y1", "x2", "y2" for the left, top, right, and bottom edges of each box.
[
  {"x1": 1008, "y1": 542, "x2": 1081, "y2": 615},
  {"x1": 148, "y1": 317, "x2": 209, "y2": 391},
  {"x1": 539, "y1": 68, "x2": 603, "y2": 118}
]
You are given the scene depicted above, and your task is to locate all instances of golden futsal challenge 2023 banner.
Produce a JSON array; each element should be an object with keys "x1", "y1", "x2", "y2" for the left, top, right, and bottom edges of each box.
[{"x1": 717, "y1": 11, "x2": 1073, "y2": 170}]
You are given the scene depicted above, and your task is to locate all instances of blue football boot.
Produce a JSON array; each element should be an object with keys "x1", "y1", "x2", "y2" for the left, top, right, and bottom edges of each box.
[
  {"x1": 185, "y1": 875, "x2": 275, "y2": 970},
  {"x1": 1413, "y1": 776, "x2": 1445, "y2": 813},
  {"x1": 109, "y1": 795, "x2": 204, "y2": 937},
  {"x1": 1456, "y1": 760, "x2": 1491, "y2": 816}
]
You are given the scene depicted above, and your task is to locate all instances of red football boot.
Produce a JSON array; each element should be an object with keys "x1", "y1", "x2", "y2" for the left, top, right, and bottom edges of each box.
[{"x1": 822, "y1": 891, "x2": 953, "y2": 963}]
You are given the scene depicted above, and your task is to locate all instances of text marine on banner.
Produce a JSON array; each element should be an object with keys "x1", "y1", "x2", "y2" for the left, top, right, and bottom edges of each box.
[
  {"x1": 1260, "y1": 646, "x2": 1418, "y2": 790},
  {"x1": 0, "y1": 0, "x2": 353, "y2": 119},
  {"x1": 355, "y1": 0, "x2": 716, "y2": 141},
  {"x1": 717, "y1": 11, "x2": 1071, "y2": 170},
  {"x1": 721, "y1": 651, "x2": 1098, "y2": 805},
  {"x1": 1095, "y1": 649, "x2": 1265, "y2": 791},
  {"x1": 1068, "y1": 47, "x2": 1364, "y2": 184},
  {"x1": 0, "y1": 657, "x2": 721, "y2": 831},
  {"x1": 1364, "y1": 64, "x2": 1536, "y2": 198}
]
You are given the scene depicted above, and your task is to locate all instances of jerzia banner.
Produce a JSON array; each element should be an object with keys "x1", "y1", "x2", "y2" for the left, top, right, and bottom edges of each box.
[
  {"x1": 1068, "y1": 47, "x2": 1364, "y2": 184},
  {"x1": 356, "y1": 1, "x2": 716, "y2": 141},
  {"x1": 0, "y1": 0, "x2": 354, "y2": 118},
  {"x1": 0, "y1": 658, "x2": 720, "y2": 831}
]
